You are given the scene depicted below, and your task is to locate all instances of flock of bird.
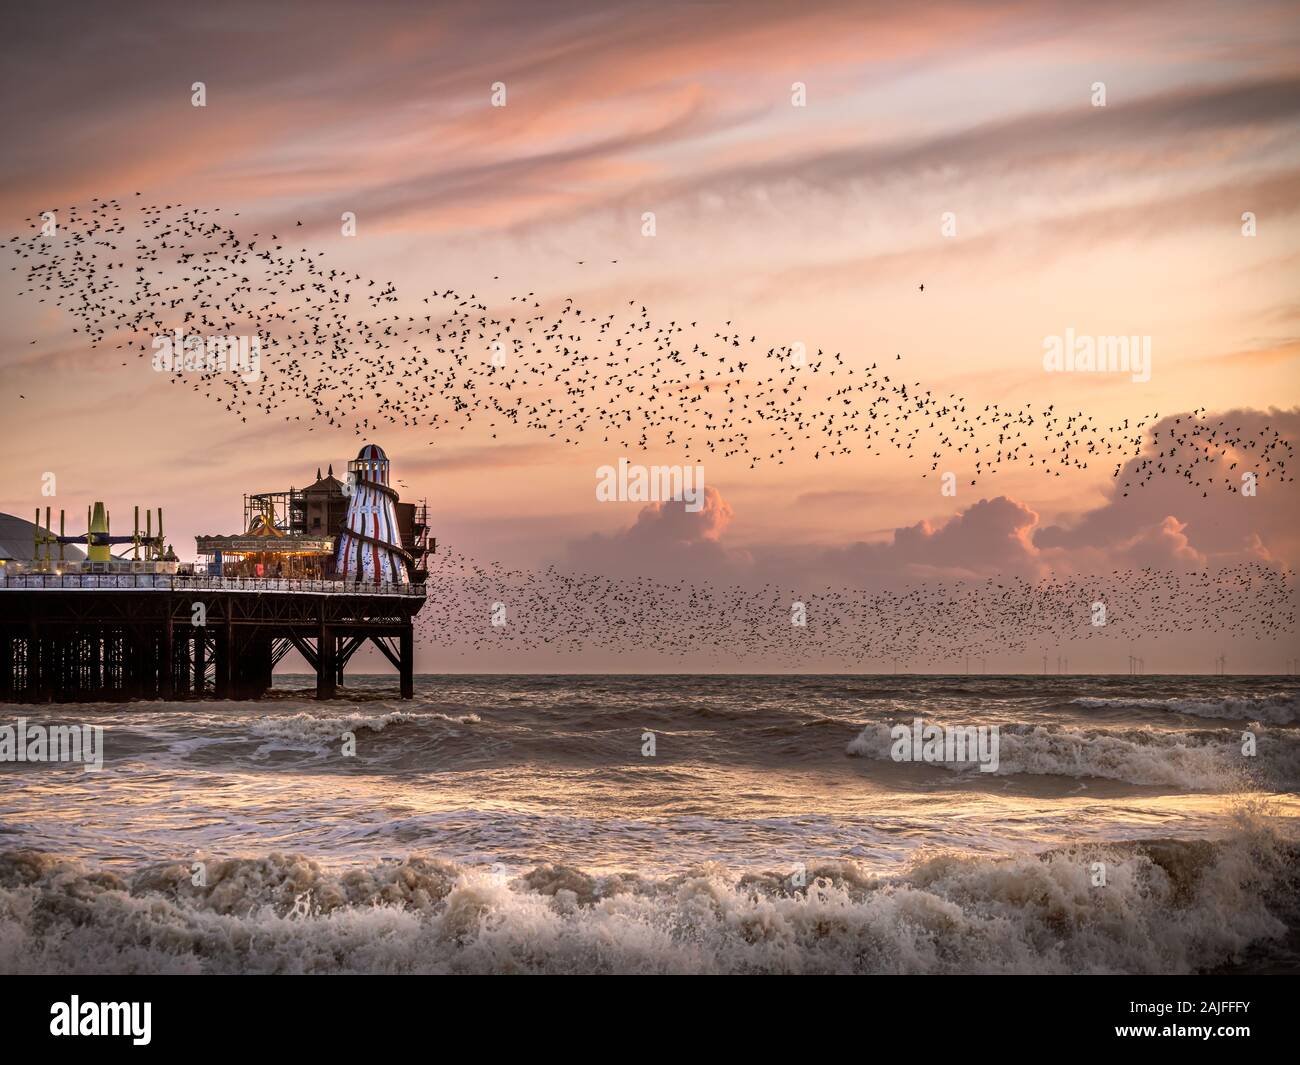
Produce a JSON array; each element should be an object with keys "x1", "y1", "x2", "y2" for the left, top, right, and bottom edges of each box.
[
  {"x1": 7, "y1": 198, "x2": 1295, "y2": 661},
  {"x1": 8, "y1": 197, "x2": 1292, "y2": 491},
  {"x1": 417, "y1": 549, "x2": 1296, "y2": 665}
]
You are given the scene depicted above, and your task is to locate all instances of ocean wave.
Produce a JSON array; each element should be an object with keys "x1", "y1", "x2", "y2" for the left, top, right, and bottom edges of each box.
[
  {"x1": 0, "y1": 822, "x2": 1292, "y2": 974},
  {"x1": 247, "y1": 710, "x2": 478, "y2": 748},
  {"x1": 1071, "y1": 694, "x2": 1298, "y2": 725},
  {"x1": 846, "y1": 722, "x2": 1299, "y2": 790}
]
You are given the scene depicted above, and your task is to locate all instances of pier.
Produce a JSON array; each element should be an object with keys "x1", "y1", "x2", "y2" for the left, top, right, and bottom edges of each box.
[
  {"x1": 1, "y1": 443, "x2": 429, "y2": 704},
  {"x1": 0, "y1": 574, "x2": 423, "y2": 702}
]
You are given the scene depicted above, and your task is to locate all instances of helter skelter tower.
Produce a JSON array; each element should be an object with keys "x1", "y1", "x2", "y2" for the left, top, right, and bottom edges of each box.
[{"x1": 336, "y1": 443, "x2": 410, "y2": 584}]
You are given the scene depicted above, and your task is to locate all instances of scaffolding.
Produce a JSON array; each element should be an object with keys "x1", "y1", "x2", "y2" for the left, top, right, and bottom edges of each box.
[{"x1": 244, "y1": 490, "x2": 306, "y2": 536}]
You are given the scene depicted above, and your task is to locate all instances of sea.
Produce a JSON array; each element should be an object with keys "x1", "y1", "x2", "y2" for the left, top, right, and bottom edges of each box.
[{"x1": 1, "y1": 674, "x2": 1297, "y2": 974}]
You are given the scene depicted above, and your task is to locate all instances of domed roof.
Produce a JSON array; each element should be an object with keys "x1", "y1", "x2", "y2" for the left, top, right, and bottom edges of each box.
[
  {"x1": 0, "y1": 512, "x2": 87, "y2": 562},
  {"x1": 355, "y1": 443, "x2": 388, "y2": 463}
]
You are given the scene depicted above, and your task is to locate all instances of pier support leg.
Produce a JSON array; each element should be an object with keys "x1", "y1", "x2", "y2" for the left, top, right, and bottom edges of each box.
[
  {"x1": 317, "y1": 622, "x2": 335, "y2": 700},
  {"x1": 122, "y1": 627, "x2": 140, "y2": 700},
  {"x1": 216, "y1": 616, "x2": 233, "y2": 699},
  {"x1": 194, "y1": 635, "x2": 205, "y2": 696},
  {"x1": 89, "y1": 631, "x2": 101, "y2": 696},
  {"x1": 247, "y1": 633, "x2": 272, "y2": 699},
  {"x1": 399, "y1": 625, "x2": 413, "y2": 700},
  {"x1": 30, "y1": 624, "x2": 45, "y2": 702},
  {"x1": 162, "y1": 617, "x2": 174, "y2": 700},
  {"x1": 0, "y1": 629, "x2": 11, "y2": 701},
  {"x1": 176, "y1": 631, "x2": 191, "y2": 699}
]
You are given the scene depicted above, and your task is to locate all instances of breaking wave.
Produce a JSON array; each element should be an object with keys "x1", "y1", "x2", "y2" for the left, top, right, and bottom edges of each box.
[
  {"x1": 0, "y1": 819, "x2": 1292, "y2": 974},
  {"x1": 846, "y1": 722, "x2": 1300, "y2": 790},
  {"x1": 1071, "y1": 694, "x2": 1298, "y2": 725},
  {"x1": 247, "y1": 709, "x2": 479, "y2": 749}
]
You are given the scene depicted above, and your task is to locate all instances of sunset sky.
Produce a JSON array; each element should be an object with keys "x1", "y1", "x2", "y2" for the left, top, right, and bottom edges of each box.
[{"x1": 1, "y1": 0, "x2": 1297, "y2": 671}]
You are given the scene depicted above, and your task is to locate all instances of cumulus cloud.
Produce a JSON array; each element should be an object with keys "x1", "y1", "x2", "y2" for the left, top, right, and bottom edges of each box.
[
  {"x1": 1034, "y1": 407, "x2": 1300, "y2": 567},
  {"x1": 563, "y1": 488, "x2": 1045, "y2": 587},
  {"x1": 793, "y1": 496, "x2": 1046, "y2": 584},
  {"x1": 1113, "y1": 515, "x2": 1207, "y2": 570},
  {"x1": 559, "y1": 408, "x2": 1296, "y2": 588},
  {"x1": 563, "y1": 485, "x2": 750, "y2": 579}
]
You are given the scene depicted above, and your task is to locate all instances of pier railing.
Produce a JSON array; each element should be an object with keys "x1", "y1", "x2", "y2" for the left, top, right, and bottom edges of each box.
[{"x1": 0, "y1": 573, "x2": 425, "y2": 596}]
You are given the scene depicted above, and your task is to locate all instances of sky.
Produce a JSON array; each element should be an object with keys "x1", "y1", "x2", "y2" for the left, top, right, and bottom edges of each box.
[{"x1": 0, "y1": 0, "x2": 1297, "y2": 672}]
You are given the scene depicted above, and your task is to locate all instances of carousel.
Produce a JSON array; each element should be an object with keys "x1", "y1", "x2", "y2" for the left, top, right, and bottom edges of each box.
[{"x1": 195, "y1": 509, "x2": 337, "y2": 579}]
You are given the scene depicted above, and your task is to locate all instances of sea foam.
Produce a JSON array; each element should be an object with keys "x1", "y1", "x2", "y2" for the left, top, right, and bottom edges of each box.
[{"x1": 0, "y1": 822, "x2": 1291, "y2": 974}]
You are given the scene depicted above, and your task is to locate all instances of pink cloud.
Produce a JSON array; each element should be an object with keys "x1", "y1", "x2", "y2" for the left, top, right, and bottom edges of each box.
[
  {"x1": 563, "y1": 485, "x2": 749, "y2": 579},
  {"x1": 1034, "y1": 408, "x2": 1300, "y2": 566},
  {"x1": 557, "y1": 408, "x2": 1296, "y2": 590}
]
